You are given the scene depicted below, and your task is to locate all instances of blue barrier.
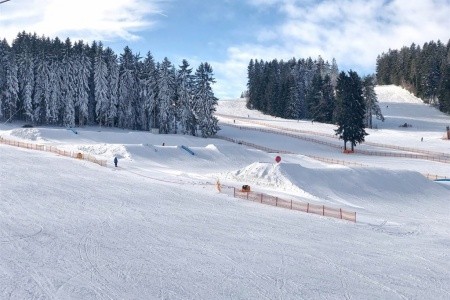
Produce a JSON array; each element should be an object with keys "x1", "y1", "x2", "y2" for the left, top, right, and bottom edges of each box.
[
  {"x1": 67, "y1": 127, "x2": 78, "y2": 134},
  {"x1": 181, "y1": 145, "x2": 195, "y2": 155}
]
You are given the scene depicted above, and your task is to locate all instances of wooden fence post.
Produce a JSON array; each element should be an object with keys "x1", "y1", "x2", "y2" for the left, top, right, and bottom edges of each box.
[
  {"x1": 322, "y1": 205, "x2": 325, "y2": 216},
  {"x1": 233, "y1": 187, "x2": 235, "y2": 198},
  {"x1": 260, "y1": 193, "x2": 263, "y2": 203},
  {"x1": 307, "y1": 203, "x2": 309, "y2": 213},
  {"x1": 290, "y1": 199, "x2": 292, "y2": 209},
  {"x1": 340, "y1": 208, "x2": 342, "y2": 219},
  {"x1": 276, "y1": 197, "x2": 278, "y2": 206}
]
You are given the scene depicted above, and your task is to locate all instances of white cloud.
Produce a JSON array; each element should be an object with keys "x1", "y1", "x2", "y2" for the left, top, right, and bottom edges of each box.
[
  {"x1": 213, "y1": 0, "x2": 450, "y2": 98},
  {"x1": 0, "y1": 0, "x2": 164, "y2": 43}
]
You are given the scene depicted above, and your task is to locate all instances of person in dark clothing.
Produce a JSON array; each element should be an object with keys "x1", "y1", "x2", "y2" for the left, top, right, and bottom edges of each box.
[{"x1": 114, "y1": 157, "x2": 118, "y2": 167}]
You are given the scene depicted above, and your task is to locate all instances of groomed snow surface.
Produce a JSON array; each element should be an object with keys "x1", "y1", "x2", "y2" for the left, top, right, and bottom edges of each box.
[{"x1": 1, "y1": 85, "x2": 449, "y2": 299}]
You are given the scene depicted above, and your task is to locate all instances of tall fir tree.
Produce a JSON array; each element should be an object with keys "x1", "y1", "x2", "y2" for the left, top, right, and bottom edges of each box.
[
  {"x1": 72, "y1": 42, "x2": 91, "y2": 126},
  {"x1": 334, "y1": 71, "x2": 368, "y2": 151},
  {"x1": 118, "y1": 46, "x2": 138, "y2": 129},
  {"x1": 104, "y1": 47, "x2": 119, "y2": 127},
  {"x1": 94, "y1": 43, "x2": 109, "y2": 126},
  {"x1": 178, "y1": 59, "x2": 196, "y2": 135},
  {"x1": 193, "y1": 62, "x2": 219, "y2": 137},
  {"x1": 157, "y1": 57, "x2": 176, "y2": 134}
]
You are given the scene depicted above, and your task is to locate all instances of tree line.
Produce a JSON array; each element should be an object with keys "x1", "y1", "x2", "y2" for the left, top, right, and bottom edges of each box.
[
  {"x1": 376, "y1": 39, "x2": 450, "y2": 113},
  {"x1": 0, "y1": 32, "x2": 219, "y2": 137},
  {"x1": 246, "y1": 57, "x2": 384, "y2": 150}
]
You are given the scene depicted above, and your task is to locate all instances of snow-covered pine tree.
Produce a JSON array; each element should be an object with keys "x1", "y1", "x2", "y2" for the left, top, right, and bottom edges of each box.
[
  {"x1": 193, "y1": 62, "x2": 219, "y2": 137},
  {"x1": 157, "y1": 57, "x2": 176, "y2": 134},
  {"x1": 93, "y1": 43, "x2": 109, "y2": 126},
  {"x1": 177, "y1": 59, "x2": 196, "y2": 135},
  {"x1": 0, "y1": 39, "x2": 8, "y2": 120},
  {"x1": 362, "y1": 75, "x2": 384, "y2": 128},
  {"x1": 47, "y1": 60, "x2": 60, "y2": 124},
  {"x1": 72, "y1": 42, "x2": 91, "y2": 126},
  {"x1": 330, "y1": 58, "x2": 339, "y2": 88},
  {"x1": 60, "y1": 38, "x2": 75, "y2": 127},
  {"x1": 104, "y1": 47, "x2": 119, "y2": 127},
  {"x1": 118, "y1": 46, "x2": 138, "y2": 129},
  {"x1": 1, "y1": 47, "x2": 19, "y2": 122},
  {"x1": 135, "y1": 52, "x2": 157, "y2": 131},
  {"x1": 33, "y1": 51, "x2": 51, "y2": 124},
  {"x1": 16, "y1": 49, "x2": 34, "y2": 123}
]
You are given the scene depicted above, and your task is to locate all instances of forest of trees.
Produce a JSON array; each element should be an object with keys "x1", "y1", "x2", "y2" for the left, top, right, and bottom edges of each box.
[
  {"x1": 0, "y1": 32, "x2": 219, "y2": 137},
  {"x1": 246, "y1": 57, "x2": 383, "y2": 148},
  {"x1": 246, "y1": 57, "x2": 339, "y2": 123},
  {"x1": 376, "y1": 39, "x2": 450, "y2": 113}
]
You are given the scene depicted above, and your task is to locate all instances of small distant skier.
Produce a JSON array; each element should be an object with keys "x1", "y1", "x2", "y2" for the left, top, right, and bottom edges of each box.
[
  {"x1": 421, "y1": 137, "x2": 423, "y2": 142},
  {"x1": 114, "y1": 157, "x2": 118, "y2": 167}
]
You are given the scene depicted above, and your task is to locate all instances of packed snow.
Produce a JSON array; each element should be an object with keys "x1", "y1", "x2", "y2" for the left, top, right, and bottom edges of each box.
[{"x1": 1, "y1": 85, "x2": 449, "y2": 299}]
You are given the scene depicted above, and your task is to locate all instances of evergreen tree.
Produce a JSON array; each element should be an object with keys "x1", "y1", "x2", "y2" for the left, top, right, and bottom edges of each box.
[
  {"x1": 94, "y1": 43, "x2": 109, "y2": 126},
  {"x1": 33, "y1": 51, "x2": 51, "y2": 124},
  {"x1": 118, "y1": 46, "x2": 138, "y2": 129},
  {"x1": 335, "y1": 71, "x2": 368, "y2": 151},
  {"x1": 1, "y1": 47, "x2": 19, "y2": 122},
  {"x1": 193, "y1": 62, "x2": 219, "y2": 137},
  {"x1": 438, "y1": 42, "x2": 450, "y2": 113},
  {"x1": 72, "y1": 42, "x2": 91, "y2": 126},
  {"x1": 177, "y1": 59, "x2": 196, "y2": 135},
  {"x1": 157, "y1": 57, "x2": 176, "y2": 134},
  {"x1": 104, "y1": 47, "x2": 119, "y2": 127},
  {"x1": 16, "y1": 48, "x2": 34, "y2": 123},
  {"x1": 47, "y1": 60, "x2": 60, "y2": 124},
  {"x1": 136, "y1": 51, "x2": 158, "y2": 131},
  {"x1": 61, "y1": 38, "x2": 75, "y2": 127},
  {"x1": 362, "y1": 75, "x2": 384, "y2": 128}
]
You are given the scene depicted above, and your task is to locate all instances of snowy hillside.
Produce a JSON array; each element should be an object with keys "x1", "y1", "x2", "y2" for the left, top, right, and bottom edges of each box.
[{"x1": 1, "y1": 85, "x2": 450, "y2": 299}]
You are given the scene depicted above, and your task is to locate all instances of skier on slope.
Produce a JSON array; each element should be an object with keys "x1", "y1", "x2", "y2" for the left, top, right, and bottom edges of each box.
[{"x1": 114, "y1": 157, "x2": 118, "y2": 167}]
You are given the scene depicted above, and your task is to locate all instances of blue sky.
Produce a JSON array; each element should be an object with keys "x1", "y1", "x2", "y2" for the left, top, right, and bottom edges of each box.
[{"x1": 0, "y1": 0, "x2": 449, "y2": 99}]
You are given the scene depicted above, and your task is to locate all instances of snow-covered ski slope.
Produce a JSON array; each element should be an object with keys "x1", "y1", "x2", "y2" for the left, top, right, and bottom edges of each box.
[{"x1": 1, "y1": 85, "x2": 449, "y2": 299}]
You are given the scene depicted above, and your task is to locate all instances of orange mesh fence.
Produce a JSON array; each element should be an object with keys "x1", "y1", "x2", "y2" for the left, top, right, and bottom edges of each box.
[
  {"x1": 0, "y1": 136, "x2": 107, "y2": 167},
  {"x1": 222, "y1": 185, "x2": 356, "y2": 222}
]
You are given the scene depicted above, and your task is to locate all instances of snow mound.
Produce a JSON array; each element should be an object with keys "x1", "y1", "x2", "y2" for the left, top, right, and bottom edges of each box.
[
  {"x1": 375, "y1": 85, "x2": 423, "y2": 104},
  {"x1": 225, "y1": 162, "x2": 316, "y2": 198},
  {"x1": 59, "y1": 143, "x2": 131, "y2": 160},
  {"x1": 225, "y1": 162, "x2": 449, "y2": 209},
  {"x1": 9, "y1": 128, "x2": 45, "y2": 142}
]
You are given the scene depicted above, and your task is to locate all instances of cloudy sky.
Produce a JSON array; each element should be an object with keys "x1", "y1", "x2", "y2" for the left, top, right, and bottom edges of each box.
[{"x1": 0, "y1": 0, "x2": 449, "y2": 99}]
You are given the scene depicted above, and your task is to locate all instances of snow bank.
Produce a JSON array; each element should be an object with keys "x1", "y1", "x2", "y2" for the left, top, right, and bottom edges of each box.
[{"x1": 375, "y1": 85, "x2": 423, "y2": 104}]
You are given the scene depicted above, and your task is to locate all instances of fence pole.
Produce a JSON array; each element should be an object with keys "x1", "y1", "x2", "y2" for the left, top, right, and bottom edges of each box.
[
  {"x1": 307, "y1": 203, "x2": 309, "y2": 213},
  {"x1": 322, "y1": 205, "x2": 325, "y2": 216},
  {"x1": 260, "y1": 193, "x2": 263, "y2": 203},
  {"x1": 340, "y1": 208, "x2": 342, "y2": 219},
  {"x1": 290, "y1": 199, "x2": 292, "y2": 209},
  {"x1": 276, "y1": 197, "x2": 278, "y2": 206},
  {"x1": 233, "y1": 187, "x2": 235, "y2": 198}
]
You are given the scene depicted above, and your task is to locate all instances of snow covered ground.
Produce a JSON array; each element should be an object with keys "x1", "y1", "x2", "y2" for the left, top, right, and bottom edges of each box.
[{"x1": 1, "y1": 85, "x2": 449, "y2": 299}]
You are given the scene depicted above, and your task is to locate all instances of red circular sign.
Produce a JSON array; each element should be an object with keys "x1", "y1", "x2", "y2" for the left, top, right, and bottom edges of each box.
[{"x1": 275, "y1": 156, "x2": 281, "y2": 163}]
